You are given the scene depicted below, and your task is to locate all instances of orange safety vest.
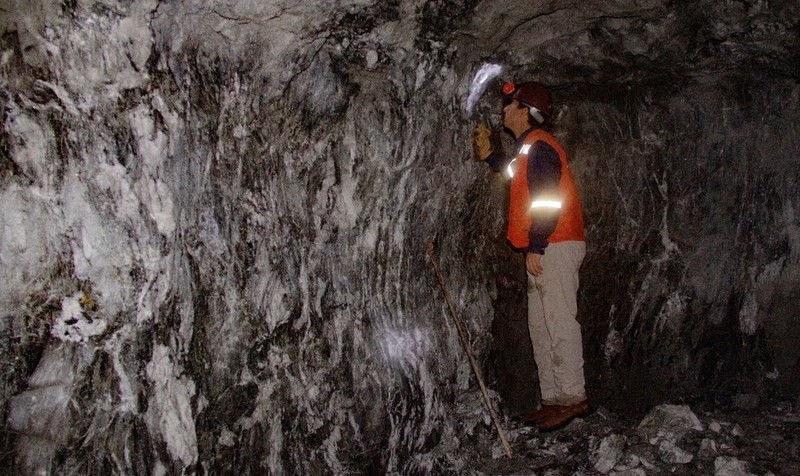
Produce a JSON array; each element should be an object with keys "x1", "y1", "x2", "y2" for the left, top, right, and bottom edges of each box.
[{"x1": 507, "y1": 129, "x2": 585, "y2": 249}]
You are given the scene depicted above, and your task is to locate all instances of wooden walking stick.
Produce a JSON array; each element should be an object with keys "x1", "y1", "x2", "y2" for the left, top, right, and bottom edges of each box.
[{"x1": 427, "y1": 241, "x2": 513, "y2": 458}]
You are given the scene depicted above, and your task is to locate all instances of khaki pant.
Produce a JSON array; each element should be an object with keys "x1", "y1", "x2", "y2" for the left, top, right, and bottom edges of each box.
[{"x1": 527, "y1": 241, "x2": 587, "y2": 406}]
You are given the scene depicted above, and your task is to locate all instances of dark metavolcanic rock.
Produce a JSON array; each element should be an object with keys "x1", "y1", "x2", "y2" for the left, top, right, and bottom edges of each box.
[{"x1": 0, "y1": 0, "x2": 798, "y2": 473}]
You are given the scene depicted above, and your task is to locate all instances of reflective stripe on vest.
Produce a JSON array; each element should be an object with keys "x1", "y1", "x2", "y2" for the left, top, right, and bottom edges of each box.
[
  {"x1": 531, "y1": 199, "x2": 562, "y2": 209},
  {"x1": 506, "y1": 158, "x2": 517, "y2": 179},
  {"x1": 507, "y1": 130, "x2": 585, "y2": 249},
  {"x1": 507, "y1": 144, "x2": 531, "y2": 179}
]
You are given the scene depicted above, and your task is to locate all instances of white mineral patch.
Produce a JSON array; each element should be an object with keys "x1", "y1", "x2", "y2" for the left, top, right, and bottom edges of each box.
[
  {"x1": 699, "y1": 438, "x2": 718, "y2": 458},
  {"x1": 737, "y1": 292, "x2": 759, "y2": 336},
  {"x1": 63, "y1": 175, "x2": 134, "y2": 315},
  {"x1": 604, "y1": 326, "x2": 622, "y2": 361},
  {"x1": 637, "y1": 404, "x2": 704, "y2": 445},
  {"x1": 104, "y1": 328, "x2": 139, "y2": 413},
  {"x1": 323, "y1": 425, "x2": 344, "y2": 472},
  {"x1": 146, "y1": 344, "x2": 198, "y2": 467},
  {"x1": 714, "y1": 456, "x2": 753, "y2": 476},
  {"x1": 654, "y1": 291, "x2": 687, "y2": 333},
  {"x1": 593, "y1": 434, "x2": 627, "y2": 473},
  {"x1": 218, "y1": 428, "x2": 236, "y2": 447},
  {"x1": 268, "y1": 410, "x2": 284, "y2": 474},
  {"x1": 115, "y1": 0, "x2": 157, "y2": 74},
  {"x1": 0, "y1": 184, "x2": 59, "y2": 311},
  {"x1": 7, "y1": 385, "x2": 70, "y2": 439},
  {"x1": 130, "y1": 105, "x2": 176, "y2": 237},
  {"x1": 51, "y1": 293, "x2": 107, "y2": 344},
  {"x1": 6, "y1": 110, "x2": 48, "y2": 182},
  {"x1": 739, "y1": 257, "x2": 785, "y2": 335},
  {"x1": 93, "y1": 161, "x2": 140, "y2": 222},
  {"x1": 366, "y1": 49, "x2": 379, "y2": 69},
  {"x1": 28, "y1": 344, "x2": 78, "y2": 387},
  {"x1": 658, "y1": 440, "x2": 693, "y2": 464}
]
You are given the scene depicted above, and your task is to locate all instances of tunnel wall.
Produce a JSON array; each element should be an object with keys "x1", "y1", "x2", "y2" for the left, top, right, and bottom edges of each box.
[
  {"x1": 0, "y1": 1, "x2": 504, "y2": 473},
  {"x1": 562, "y1": 77, "x2": 800, "y2": 411}
]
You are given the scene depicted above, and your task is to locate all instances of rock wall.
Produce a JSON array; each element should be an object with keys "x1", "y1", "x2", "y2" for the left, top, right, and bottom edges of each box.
[
  {"x1": 565, "y1": 78, "x2": 800, "y2": 411},
  {"x1": 0, "y1": 1, "x2": 504, "y2": 473}
]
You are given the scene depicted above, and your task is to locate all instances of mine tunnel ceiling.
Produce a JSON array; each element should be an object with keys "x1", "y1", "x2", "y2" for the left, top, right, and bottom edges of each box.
[
  {"x1": 459, "y1": 1, "x2": 798, "y2": 82},
  {"x1": 146, "y1": 1, "x2": 800, "y2": 105}
]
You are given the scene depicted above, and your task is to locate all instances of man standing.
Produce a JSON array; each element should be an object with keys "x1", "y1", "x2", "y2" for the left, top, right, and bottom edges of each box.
[{"x1": 474, "y1": 81, "x2": 589, "y2": 431}]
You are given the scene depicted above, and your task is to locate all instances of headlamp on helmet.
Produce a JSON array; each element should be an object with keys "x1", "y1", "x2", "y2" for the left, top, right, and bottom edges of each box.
[{"x1": 500, "y1": 81, "x2": 552, "y2": 125}]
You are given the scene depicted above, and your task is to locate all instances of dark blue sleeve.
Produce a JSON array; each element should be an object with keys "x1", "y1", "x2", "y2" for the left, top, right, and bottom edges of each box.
[
  {"x1": 485, "y1": 150, "x2": 510, "y2": 173},
  {"x1": 527, "y1": 142, "x2": 562, "y2": 254}
]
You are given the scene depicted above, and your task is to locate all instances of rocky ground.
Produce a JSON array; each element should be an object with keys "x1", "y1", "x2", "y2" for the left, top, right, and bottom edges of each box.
[{"x1": 462, "y1": 399, "x2": 800, "y2": 475}]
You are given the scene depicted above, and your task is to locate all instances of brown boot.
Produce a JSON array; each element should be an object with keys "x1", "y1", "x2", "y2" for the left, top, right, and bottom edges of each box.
[
  {"x1": 537, "y1": 401, "x2": 591, "y2": 431},
  {"x1": 519, "y1": 405, "x2": 561, "y2": 424}
]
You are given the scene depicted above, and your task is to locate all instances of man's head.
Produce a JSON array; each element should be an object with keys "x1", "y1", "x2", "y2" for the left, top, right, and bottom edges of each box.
[
  {"x1": 501, "y1": 81, "x2": 553, "y2": 132},
  {"x1": 502, "y1": 99, "x2": 531, "y2": 137}
]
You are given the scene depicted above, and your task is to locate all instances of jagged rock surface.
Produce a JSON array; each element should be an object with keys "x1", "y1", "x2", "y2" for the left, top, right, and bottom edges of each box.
[
  {"x1": 0, "y1": 0, "x2": 798, "y2": 473},
  {"x1": 471, "y1": 401, "x2": 800, "y2": 475}
]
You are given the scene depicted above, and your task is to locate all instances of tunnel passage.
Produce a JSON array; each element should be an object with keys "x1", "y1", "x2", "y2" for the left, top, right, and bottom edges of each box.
[
  {"x1": 485, "y1": 75, "x2": 800, "y2": 416},
  {"x1": 1, "y1": 0, "x2": 799, "y2": 473}
]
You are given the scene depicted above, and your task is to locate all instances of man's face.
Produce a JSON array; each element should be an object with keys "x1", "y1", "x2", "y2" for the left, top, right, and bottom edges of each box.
[{"x1": 502, "y1": 99, "x2": 527, "y2": 131}]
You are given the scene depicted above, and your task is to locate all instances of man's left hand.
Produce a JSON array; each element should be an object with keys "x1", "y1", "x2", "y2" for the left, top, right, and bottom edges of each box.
[
  {"x1": 473, "y1": 123, "x2": 494, "y2": 160},
  {"x1": 526, "y1": 252, "x2": 543, "y2": 276}
]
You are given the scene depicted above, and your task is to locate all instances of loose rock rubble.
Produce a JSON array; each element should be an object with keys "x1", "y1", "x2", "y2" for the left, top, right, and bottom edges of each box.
[{"x1": 466, "y1": 400, "x2": 799, "y2": 475}]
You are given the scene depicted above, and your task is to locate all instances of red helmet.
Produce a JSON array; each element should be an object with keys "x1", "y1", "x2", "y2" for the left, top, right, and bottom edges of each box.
[{"x1": 502, "y1": 81, "x2": 552, "y2": 123}]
